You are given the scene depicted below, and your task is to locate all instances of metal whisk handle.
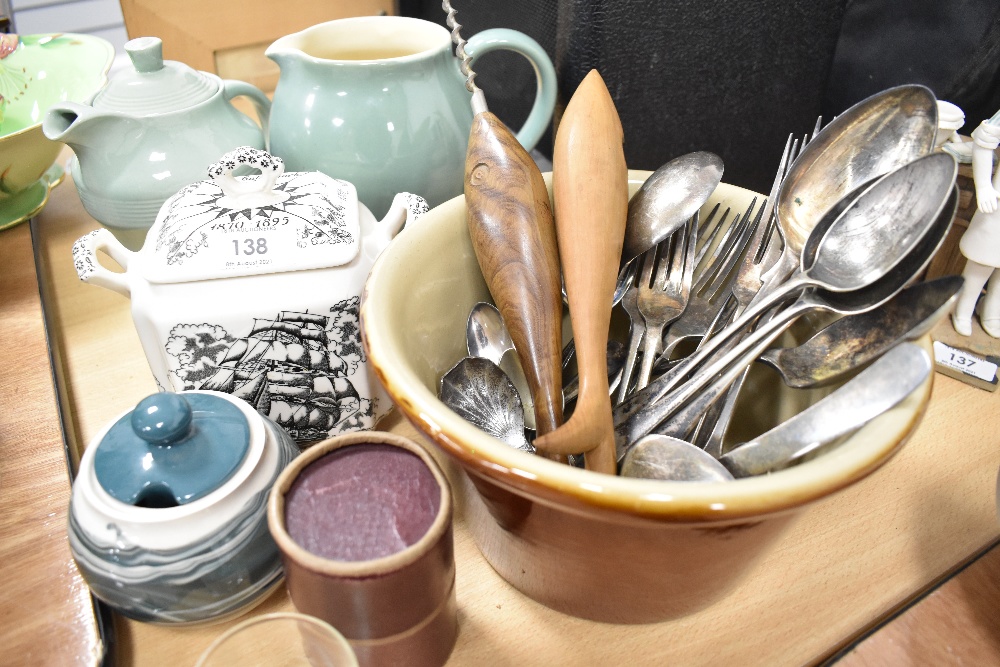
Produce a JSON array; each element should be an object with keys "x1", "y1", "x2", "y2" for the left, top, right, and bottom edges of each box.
[{"x1": 442, "y1": 0, "x2": 488, "y2": 114}]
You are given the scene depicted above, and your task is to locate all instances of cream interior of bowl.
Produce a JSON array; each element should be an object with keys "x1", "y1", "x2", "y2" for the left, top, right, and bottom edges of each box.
[{"x1": 362, "y1": 171, "x2": 933, "y2": 522}]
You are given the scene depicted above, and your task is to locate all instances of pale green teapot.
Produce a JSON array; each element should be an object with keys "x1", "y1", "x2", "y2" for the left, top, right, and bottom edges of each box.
[
  {"x1": 266, "y1": 16, "x2": 556, "y2": 218},
  {"x1": 43, "y1": 37, "x2": 271, "y2": 251}
]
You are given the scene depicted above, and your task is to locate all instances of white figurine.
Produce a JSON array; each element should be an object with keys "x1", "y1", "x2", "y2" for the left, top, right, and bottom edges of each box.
[
  {"x1": 952, "y1": 110, "x2": 1000, "y2": 337},
  {"x1": 936, "y1": 100, "x2": 966, "y2": 149}
]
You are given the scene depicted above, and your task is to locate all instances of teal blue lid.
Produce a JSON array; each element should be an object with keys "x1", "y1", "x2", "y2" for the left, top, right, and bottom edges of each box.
[{"x1": 93, "y1": 393, "x2": 251, "y2": 507}]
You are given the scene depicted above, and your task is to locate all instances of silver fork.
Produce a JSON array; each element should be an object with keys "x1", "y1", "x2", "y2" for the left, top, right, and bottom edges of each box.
[
  {"x1": 693, "y1": 129, "x2": 820, "y2": 455},
  {"x1": 633, "y1": 212, "x2": 697, "y2": 390},
  {"x1": 619, "y1": 205, "x2": 726, "y2": 404},
  {"x1": 657, "y1": 197, "x2": 761, "y2": 364},
  {"x1": 615, "y1": 263, "x2": 643, "y2": 404}
]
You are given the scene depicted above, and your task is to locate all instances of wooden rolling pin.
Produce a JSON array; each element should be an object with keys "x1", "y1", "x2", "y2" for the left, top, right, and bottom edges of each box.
[{"x1": 532, "y1": 69, "x2": 628, "y2": 474}]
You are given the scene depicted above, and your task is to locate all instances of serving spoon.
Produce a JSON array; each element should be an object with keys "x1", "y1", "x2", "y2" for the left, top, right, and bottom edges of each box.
[
  {"x1": 756, "y1": 84, "x2": 938, "y2": 297},
  {"x1": 621, "y1": 342, "x2": 931, "y2": 481},
  {"x1": 759, "y1": 275, "x2": 963, "y2": 389}
]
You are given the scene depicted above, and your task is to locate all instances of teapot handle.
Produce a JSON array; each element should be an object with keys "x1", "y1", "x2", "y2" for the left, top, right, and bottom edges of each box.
[
  {"x1": 222, "y1": 79, "x2": 272, "y2": 134},
  {"x1": 72, "y1": 228, "x2": 134, "y2": 297},
  {"x1": 464, "y1": 29, "x2": 556, "y2": 152}
]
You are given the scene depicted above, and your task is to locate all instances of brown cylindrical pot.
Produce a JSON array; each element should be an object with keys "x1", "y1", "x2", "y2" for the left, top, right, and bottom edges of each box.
[{"x1": 268, "y1": 431, "x2": 457, "y2": 667}]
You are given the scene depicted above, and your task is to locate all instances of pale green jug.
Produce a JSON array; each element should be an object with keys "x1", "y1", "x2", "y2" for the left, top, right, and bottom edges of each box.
[{"x1": 266, "y1": 16, "x2": 556, "y2": 217}]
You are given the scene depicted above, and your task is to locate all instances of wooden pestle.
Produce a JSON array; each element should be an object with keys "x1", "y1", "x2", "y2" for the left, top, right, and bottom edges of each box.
[
  {"x1": 464, "y1": 111, "x2": 566, "y2": 453},
  {"x1": 532, "y1": 69, "x2": 627, "y2": 474}
]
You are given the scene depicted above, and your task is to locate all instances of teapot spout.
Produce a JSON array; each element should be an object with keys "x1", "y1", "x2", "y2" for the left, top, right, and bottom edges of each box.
[
  {"x1": 367, "y1": 193, "x2": 428, "y2": 259},
  {"x1": 42, "y1": 102, "x2": 131, "y2": 159},
  {"x1": 42, "y1": 102, "x2": 94, "y2": 144}
]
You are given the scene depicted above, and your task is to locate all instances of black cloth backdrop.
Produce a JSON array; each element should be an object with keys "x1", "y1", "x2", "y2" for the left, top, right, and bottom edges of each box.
[{"x1": 401, "y1": 0, "x2": 1000, "y2": 195}]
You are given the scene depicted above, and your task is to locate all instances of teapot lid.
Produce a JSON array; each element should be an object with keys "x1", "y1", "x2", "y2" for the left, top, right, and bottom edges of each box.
[
  {"x1": 93, "y1": 392, "x2": 252, "y2": 507},
  {"x1": 141, "y1": 147, "x2": 361, "y2": 284},
  {"x1": 92, "y1": 37, "x2": 218, "y2": 114}
]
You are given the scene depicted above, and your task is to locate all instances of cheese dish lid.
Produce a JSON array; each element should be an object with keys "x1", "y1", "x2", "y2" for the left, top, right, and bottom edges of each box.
[{"x1": 141, "y1": 147, "x2": 361, "y2": 284}]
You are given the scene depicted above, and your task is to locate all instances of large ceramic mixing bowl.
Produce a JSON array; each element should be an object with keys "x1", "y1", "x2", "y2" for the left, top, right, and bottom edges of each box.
[
  {"x1": 0, "y1": 33, "x2": 113, "y2": 230},
  {"x1": 361, "y1": 172, "x2": 932, "y2": 624}
]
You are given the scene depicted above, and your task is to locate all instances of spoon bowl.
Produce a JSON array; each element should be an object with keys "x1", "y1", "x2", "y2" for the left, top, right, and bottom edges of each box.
[
  {"x1": 803, "y1": 154, "x2": 956, "y2": 289},
  {"x1": 467, "y1": 302, "x2": 514, "y2": 365},
  {"x1": 621, "y1": 435, "x2": 734, "y2": 482},
  {"x1": 760, "y1": 275, "x2": 963, "y2": 388},
  {"x1": 622, "y1": 151, "x2": 724, "y2": 264},
  {"x1": 439, "y1": 356, "x2": 532, "y2": 453},
  {"x1": 777, "y1": 84, "x2": 938, "y2": 256}
]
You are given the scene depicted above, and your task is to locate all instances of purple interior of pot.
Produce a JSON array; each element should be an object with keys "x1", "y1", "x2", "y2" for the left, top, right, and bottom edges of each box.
[{"x1": 283, "y1": 443, "x2": 442, "y2": 561}]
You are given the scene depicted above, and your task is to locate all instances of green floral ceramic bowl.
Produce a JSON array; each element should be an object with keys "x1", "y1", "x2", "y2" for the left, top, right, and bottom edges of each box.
[{"x1": 0, "y1": 33, "x2": 114, "y2": 229}]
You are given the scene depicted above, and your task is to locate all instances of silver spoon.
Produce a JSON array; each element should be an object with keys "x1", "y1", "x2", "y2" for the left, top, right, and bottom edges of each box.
[
  {"x1": 467, "y1": 302, "x2": 514, "y2": 365},
  {"x1": 758, "y1": 84, "x2": 938, "y2": 296},
  {"x1": 623, "y1": 151, "x2": 724, "y2": 263},
  {"x1": 608, "y1": 152, "x2": 724, "y2": 306},
  {"x1": 466, "y1": 302, "x2": 537, "y2": 430},
  {"x1": 622, "y1": 342, "x2": 930, "y2": 481},
  {"x1": 620, "y1": 434, "x2": 734, "y2": 482},
  {"x1": 759, "y1": 275, "x2": 963, "y2": 388},
  {"x1": 439, "y1": 357, "x2": 532, "y2": 453},
  {"x1": 614, "y1": 161, "x2": 957, "y2": 456}
]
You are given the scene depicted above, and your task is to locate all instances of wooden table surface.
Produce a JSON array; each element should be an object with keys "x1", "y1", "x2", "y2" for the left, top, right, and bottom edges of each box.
[{"x1": 4, "y1": 158, "x2": 1000, "y2": 666}]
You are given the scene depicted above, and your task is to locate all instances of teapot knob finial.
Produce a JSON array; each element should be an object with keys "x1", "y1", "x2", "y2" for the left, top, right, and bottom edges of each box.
[
  {"x1": 131, "y1": 393, "x2": 193, "y2": 445},
  {"x1": 125, "y1": 36, "x2": 165, "y2": 74}
]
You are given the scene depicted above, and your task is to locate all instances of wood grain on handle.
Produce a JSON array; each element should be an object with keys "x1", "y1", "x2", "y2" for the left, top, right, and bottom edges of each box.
[
  {"x1": 465, "y1": 111, "x2": 565, "y2": 442},
  {"x1": 533, "y1": 69, "x2": 628, "y2": 474}
]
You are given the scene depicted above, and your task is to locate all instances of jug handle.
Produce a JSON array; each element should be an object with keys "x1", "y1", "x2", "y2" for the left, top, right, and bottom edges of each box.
[
  {"x1": 464, "y1": 29, "x2": 556, "y2": 153},
  {"x1": 222, "y1": 79, "x2": 272, "y2": 135},
  {"x1": 72, "y1": 229, "x2": 134, "y2": 298}
]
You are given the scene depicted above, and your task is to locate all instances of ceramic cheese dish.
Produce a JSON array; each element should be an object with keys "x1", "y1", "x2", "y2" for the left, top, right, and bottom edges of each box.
[
  {"x1": 72, "y1": 147, "x2": 427, "y2": 445},
  {"x1": 68, "y1": 390, "x2": 299, "y2": 624}
]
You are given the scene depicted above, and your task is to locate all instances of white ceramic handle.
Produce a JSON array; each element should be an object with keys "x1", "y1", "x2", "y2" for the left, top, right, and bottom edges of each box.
[
  {"x1": 72, "y1": 228, "x2": 134, "y2": 297},
  {"x1": 208, "y1": 146, "x2": 284, "y2": 197}
]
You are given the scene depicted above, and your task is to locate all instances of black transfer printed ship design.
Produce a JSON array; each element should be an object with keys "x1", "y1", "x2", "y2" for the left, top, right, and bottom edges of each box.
[{"x1": 165, "y1": 297, "x2": 376, "y2": 443}]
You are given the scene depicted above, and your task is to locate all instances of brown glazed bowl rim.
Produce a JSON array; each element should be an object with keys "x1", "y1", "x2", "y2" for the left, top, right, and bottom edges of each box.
[
  {"x1": 268, "y1": 431, "x2": 453, "y2": 577},
  {"x1": 361, "y1": 174, "x2": 933, "y2": 524}
]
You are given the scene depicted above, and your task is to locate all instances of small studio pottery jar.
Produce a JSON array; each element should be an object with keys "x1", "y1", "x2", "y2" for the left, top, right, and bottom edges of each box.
[
  {"x1": 68, "y1": 391, "x2": 299, "y2": 624},
  {"x1": 43, "y1": 36, "x2": 271, "y2": 250},
  {"x1": 72, "y1": 147, "x2": 426, "y2": 445}
]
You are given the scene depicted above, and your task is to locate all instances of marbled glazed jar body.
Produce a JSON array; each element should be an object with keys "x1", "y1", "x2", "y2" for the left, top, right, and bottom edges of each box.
[{"x1": 68, "y1": 391, "x2": 299, "y2": 624}]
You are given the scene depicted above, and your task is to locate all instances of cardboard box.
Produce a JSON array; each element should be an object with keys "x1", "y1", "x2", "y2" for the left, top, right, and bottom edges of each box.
[{"x1": 119, "y1": 0, "x2": 396, "y2": 93}]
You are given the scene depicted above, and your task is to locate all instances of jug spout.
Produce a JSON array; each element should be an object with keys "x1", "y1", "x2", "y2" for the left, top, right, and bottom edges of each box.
[{"x1": 264, "y1": 33, "x2": 305, "y2": 70}]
